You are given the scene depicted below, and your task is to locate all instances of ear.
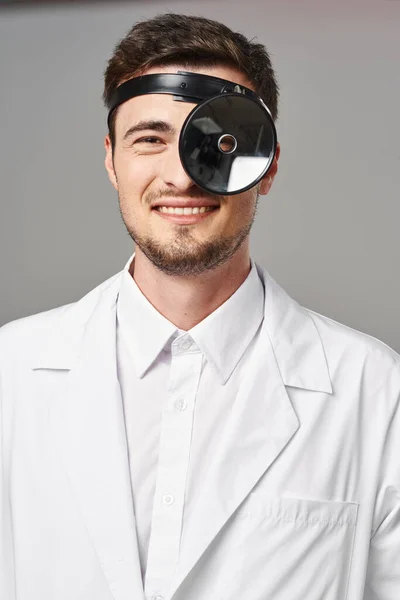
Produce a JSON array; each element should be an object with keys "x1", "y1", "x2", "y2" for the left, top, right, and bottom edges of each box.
[
  {"x1": 258, "y1": 142, "x2": 280, "y2": 196},
  {"x1": 104, "y1": 134, "x2": 118, "y2": 191}
]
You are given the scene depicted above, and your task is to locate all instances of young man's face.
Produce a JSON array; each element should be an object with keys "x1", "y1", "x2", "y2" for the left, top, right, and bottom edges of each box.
[{"x1": 105, "y1": 64, "x2": 280, "y2": 276}]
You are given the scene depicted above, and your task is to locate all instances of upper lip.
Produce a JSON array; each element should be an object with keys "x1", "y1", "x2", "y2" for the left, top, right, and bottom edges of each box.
[{"x1": 152, "y1": 199, "x2": 220, "y2": 209}]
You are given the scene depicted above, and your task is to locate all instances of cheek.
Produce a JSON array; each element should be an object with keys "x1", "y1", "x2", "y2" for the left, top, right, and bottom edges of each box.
[
  {"x1": 228, "y1": 191, "x2": 258, "y2": 222},
  {"x1": 115, "y1": 153, "x2": 159, "y2": 195}
]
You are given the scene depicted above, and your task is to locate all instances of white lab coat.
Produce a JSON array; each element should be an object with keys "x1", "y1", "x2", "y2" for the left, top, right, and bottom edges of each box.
[{"x1": 0, "y1": 263, "x2": 399, "y2": 600}]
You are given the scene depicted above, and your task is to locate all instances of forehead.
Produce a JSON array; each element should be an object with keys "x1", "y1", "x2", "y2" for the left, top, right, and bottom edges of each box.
[
  {"x1": 115, "y1": 93, "x2": 192, "y2": 139},
  {"x1": 114, "y1": 63, "x2": 254, "y2": 139}
]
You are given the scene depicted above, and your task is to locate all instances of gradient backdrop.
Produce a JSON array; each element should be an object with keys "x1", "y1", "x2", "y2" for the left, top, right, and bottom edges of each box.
[{"x1": 0, "y1": 0, "x2": 399, "y2": 352}]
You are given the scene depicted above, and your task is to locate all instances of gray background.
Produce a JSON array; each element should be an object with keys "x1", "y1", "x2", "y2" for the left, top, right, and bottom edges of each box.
[{"x1": 0, "y1": 0, "x2": 399, "y2": 351}]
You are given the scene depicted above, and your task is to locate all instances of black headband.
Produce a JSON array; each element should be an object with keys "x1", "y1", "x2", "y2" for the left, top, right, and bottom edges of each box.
[{"x1": 107, "y1": 71, "x2": 265, "y2": 128}]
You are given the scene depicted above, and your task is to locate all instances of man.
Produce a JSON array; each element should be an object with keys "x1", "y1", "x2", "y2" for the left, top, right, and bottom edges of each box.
[{"x1": 0, "y1": 13, "x2": 399, "y2": 600}]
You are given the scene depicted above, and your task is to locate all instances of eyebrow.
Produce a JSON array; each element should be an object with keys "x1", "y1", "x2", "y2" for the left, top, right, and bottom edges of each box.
[{"x1": 123, "y1": 120, "x2": 177, "y2": 141}]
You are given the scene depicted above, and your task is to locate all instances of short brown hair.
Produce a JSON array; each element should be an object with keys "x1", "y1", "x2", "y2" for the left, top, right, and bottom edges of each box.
[{"x1": 103, "y1": 13, "x2": 279, "y2": 146}]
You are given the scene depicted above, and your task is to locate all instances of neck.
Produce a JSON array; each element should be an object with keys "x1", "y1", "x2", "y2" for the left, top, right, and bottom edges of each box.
[{"x1": 130, "y1": 245, "x2": 251, "y2": 330}]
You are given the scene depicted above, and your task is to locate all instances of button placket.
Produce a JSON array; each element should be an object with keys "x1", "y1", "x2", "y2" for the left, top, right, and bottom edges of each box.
[
  {"x1": 174, "y1": 398, "x2": 187, "y2": 412},
  {"x1": 145, "y1": 351, "x2": 203, "y2": 596},
  {"x1": 172, "y1": 334, "x2": 195, "y2": 355},
  {"x1": 179, "y1": 338, "x2": 191, "y2": 351},
  {"x1": 162, "y1": 494, "x2": 175, "y2": 506}
]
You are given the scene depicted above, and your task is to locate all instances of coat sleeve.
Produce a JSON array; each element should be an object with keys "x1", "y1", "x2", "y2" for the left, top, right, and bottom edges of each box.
[
  {"x1": 363, "y1": 390, "x2": 400, "y2": 600},
  {"x1": 0, "y1": 352, "x2": 16, "y2": 600}
]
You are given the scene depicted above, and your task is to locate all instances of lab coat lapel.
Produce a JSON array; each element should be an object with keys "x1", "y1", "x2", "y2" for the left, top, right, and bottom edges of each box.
[
  {"x1": 43, "y1": 275, "x2": 145, "y2": 600},
  {"x1": 168, "y1": 265, "x2": 332, "y2": 598},
  {"x1": 169, "y1": 322, "x2": 300, "y2": 597}
]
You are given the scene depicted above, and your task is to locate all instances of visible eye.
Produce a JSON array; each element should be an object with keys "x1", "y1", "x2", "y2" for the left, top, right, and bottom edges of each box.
[
  {"x1": 130, "y1": 137, "x2": 166, "y2": 154},
  {"x1": 135, "y1": 137, "x2": 163, "y2": 145}
]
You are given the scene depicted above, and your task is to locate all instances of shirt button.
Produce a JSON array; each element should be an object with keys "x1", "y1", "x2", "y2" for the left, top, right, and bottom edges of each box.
[
  {"x1": 180, "y1": 338, "x2": 191, "y2": 351},
  {"x1": 162, "y1": 494, "x2": 175, "y2": 506},
  {"x1": 175, "y1": 398, "x2": 187, "y2": 412}
]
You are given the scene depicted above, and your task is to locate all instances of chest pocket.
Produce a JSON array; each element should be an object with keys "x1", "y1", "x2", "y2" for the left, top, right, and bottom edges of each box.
[{"x1": 234, "y1": 493, "x2": 358, "y2": 600}]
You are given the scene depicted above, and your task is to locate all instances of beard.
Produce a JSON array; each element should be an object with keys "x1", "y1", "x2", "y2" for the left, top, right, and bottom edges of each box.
[{"x1": 118, "y1": 189, "x2": 259, "y2": 277}]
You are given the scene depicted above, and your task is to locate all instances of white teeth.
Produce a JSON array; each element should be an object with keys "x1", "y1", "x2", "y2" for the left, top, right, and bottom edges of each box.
[{"x1": 157, "y1": 206, "x2": 216, "y2": 215}]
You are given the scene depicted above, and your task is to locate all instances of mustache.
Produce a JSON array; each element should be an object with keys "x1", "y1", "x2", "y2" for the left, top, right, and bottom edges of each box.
[{"x1": 145, "y1": 187, "x2": 224, "y2": 205}]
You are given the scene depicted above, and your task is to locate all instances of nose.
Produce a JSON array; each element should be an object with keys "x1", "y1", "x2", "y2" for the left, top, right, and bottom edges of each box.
[{"x1": 160, "y1": 142, "x2": 195, "y2": 193}]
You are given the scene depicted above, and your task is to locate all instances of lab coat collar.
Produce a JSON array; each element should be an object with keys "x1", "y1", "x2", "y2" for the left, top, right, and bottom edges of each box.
[
  {"x1": 32, "y1": 256, "x2": 332, "y2": 394},
  {"x1": 256, "y1": 263, "x2": 332, "y2": 393},
  {"x1": 117, "y1": 253, "x2": 265, "y2": 385}
]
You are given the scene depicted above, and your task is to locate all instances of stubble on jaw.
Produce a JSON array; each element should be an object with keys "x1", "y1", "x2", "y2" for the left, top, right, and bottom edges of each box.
[{"x1": 118, "y1": 191, "x2": 260, "y2": 277}]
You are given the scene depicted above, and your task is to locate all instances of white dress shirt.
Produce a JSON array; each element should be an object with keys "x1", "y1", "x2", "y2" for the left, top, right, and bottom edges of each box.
[{"x1": 116, "y1": 254, "x2": 265, "y2": 599}]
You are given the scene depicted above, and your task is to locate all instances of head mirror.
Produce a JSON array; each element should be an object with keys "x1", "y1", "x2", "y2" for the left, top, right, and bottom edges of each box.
[
  {"x1": 179, "y1": 94, "x2": 276, "y2": 195},
  {"x1": 107, "y1": 72, "x2": 277, "y2": 195}
]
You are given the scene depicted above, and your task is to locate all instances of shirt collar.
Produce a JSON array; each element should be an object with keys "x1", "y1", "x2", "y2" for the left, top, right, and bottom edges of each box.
[
  {"x1": 117, "y1": 254, "x2": 178, "y2": 378},
  {"x1": 189, "y1": 260, "x2": 264, "y2": 384},
  {"x1": 117, "y1": 253, "x2": 264, "y2": 384}
]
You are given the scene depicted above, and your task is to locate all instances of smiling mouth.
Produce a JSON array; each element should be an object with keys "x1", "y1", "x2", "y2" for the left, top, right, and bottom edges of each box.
[
  {"x1": 152, "y1": 205, "x2": 219, "y2": 224},
  {"x1": 153, "y1": 206, "x2": 218, "y2": 215}
]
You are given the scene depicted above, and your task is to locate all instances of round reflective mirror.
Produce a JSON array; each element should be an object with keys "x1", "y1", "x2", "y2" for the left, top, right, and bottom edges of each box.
[{"x1": 179, "y1": 93, "x2": 277, "y2": 195}]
